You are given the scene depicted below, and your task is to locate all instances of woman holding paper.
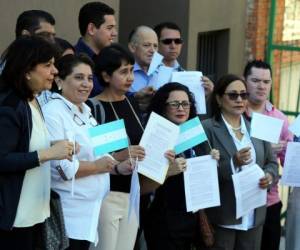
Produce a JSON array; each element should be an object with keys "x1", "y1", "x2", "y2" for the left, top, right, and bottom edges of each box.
[
  {"x1": 43, "y1": 54, "x2": 132, "y2": 250},
  {"x1": 201, "y1": 74, "x2": 278, "y2": 250},
  {"x1": 87, "y1": 44, "x2": 146, "y2": 250},
  {"x1": 0, "y1": 36, "x2": 73, "y2": 250},
  {"x1": 143, "y1": 82, "x2": 220, "y2": 250}
]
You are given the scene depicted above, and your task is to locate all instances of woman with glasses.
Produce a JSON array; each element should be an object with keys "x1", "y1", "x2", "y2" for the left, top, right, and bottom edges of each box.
[
  {"x1": 42, "y1": 54, "x2": 132, "y2": 250},
  {"x1": 143, "y1": 82, "x2": 219, "y2": 250},
  {"x1": 0, "y1": 36, "x2": 73, "y2": 250},
  {"x1": 201, "y1": 74, "x2": 278, "y2": 250}
]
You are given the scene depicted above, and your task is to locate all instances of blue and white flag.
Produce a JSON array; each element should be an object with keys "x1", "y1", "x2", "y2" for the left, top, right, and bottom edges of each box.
[
  {"x1": 175, "y1": 117, "x2": 207, "y2": 154},
  {"x1": 89, "y1": 119, "x2": 128, "y2": 156}
]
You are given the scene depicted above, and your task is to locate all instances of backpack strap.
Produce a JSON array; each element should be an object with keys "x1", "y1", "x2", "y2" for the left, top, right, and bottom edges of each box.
[{"x1": 88, "y1": 97, "x2": 106, "y2": 124}]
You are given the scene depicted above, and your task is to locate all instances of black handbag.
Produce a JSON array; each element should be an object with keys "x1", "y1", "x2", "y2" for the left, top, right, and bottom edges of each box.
[{"x1": 37, "y1": 190, "x2": 69, "y2": 250}]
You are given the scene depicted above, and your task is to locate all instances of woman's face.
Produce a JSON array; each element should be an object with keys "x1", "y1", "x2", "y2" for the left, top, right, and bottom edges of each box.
[
  {"x1": 105, "y1": 61, "x2": 134, "y2": 94},
  {"x1": 217, "y1": 80, "x2": 248, "y2": 118},
  {"x1": 165, "y1": 90, "x2": 190, "y2": 124},
  {"x1": 59, "y1": 63, "x2": 93, "y2": 107},
  {"x1": 26, "y1": 57, "x2": 58, "y2": 95}
]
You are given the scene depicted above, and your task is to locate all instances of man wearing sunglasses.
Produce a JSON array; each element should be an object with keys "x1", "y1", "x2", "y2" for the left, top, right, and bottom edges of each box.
[
  {"x1": 244, "y1": 59, "x2": 292, "y2": 250},
  {"x1": 154, "y1": 22, "x2": 214, "y2": 98}
]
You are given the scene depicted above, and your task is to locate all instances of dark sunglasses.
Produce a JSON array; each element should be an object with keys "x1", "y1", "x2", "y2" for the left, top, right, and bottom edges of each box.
[
  {"x1": 160, "y1": 38, "x2": 183, "y2": 45},
  {"x1": 224, "y1": 92, "x2": 249, "y2": 100}
]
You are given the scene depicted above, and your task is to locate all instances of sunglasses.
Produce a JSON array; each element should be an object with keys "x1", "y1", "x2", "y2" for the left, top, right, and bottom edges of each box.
[
  {"x1": 166, "y1": 101, "x2": 191, "y2": 109},
  {"x1": 224, "y1": 92, "x2": 249, "y2": 100},
  {"x1": 160, "y1": 38, "x2": 183, "y2": 45}
]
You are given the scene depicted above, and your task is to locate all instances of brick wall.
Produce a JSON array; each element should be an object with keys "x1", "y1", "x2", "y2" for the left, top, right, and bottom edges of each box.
[{"x1": 245, "y1": 0, "x2": 299, "y2": 106}]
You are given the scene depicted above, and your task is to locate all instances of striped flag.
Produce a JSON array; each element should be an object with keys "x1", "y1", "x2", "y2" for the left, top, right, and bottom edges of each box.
[
  {"x1": 175, "y1": 117, "x2": 207, "y2": 154},
  {"x1": 88, "y1": 119, "x2": 128, "y2": 156}
]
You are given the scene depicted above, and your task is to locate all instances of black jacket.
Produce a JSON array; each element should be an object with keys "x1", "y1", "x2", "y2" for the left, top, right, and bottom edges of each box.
[{"x1": 0, "y1": 88, "x2": 39, "y2": 230}]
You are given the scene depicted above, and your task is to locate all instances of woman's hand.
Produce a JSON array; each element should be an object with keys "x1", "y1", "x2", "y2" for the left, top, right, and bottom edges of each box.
[
  {"x1": 114, "y1": 159, "x2": 134, "y2": 175},
  {"x1": 40, "y1": 140, "x2": 74, "y2": 162},
  {"x1": 164, "y1": 150, "x2": 175, "y2": 162},
  {"x1": 94, "y1": 156, "x2": 118, "y2": 173},
  {"x1": 210, "y1": 149, "x2": 220, "y2": 161},
  {"x1": 233, "y1": 146, "x2": 252, "y2": 167},
  {"x1": 167, "y1": 156, "x2": 187, "y2": 177},
  {"x1": 165, "y1": 150, "x2": 186, "y2": 177},
  {"x1": 113, "y1": 145, "x2": 145, "y2": 161},
  {"x1": 259, "y1": 173, "x2": 273, "y2": 189}
]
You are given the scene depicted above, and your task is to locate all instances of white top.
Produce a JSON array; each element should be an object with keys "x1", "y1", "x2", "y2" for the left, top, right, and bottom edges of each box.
[
  {"x1": 221, "y1": 115, "x2": 256, "y2": 231},
  {"x1": 43, "y1": 93, "x2": 110, "y2": 243},
  {"x1": 14, "y1": 101, "x2": 50, "y2": 227}
]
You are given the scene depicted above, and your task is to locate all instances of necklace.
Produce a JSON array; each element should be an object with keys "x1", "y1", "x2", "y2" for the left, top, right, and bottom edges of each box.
[
  {"x1": 109, "y1": 96, "x2": 144, "y2": 132},
  {"x1": 231, "y1": 125, "x2": 241, "y2": 131}
]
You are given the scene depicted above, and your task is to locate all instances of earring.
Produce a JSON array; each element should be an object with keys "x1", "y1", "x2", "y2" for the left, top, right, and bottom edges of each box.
[{"x1": 57, "y1": 85, "x2": 62, "y2": 91}]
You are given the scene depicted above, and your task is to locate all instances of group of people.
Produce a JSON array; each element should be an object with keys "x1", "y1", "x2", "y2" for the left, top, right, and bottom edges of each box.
[{"x1": 0, "y1": 1, "x2": 299, "y2": 250}]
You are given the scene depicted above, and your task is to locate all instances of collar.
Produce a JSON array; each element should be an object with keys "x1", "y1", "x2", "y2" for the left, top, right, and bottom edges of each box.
[
  {"x1": 163, "y1": 60, "x2": 182, "y2": 70},
  {"x1": 133, "y1": 62, "x2": 143, "y2": 72},
  {"x1": 74, "y1": 38, "x2": 96, "y2": 58},
  {"x1": 265, "y1": 100, "x2": 274, "y2": 112},
  {"x1": 245, "y1": 100, "x2": 274, "y2": 117},
  {"x1": 50, "y1": 93, "x2": 91, "y2": 114}
]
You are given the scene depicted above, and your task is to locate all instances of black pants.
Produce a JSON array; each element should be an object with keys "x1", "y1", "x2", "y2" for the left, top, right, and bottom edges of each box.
[
  {"x1": 66, "y1": 238, "x2": 90, "y2": 250},
  {"x1": 260, "y1": 201, "x2": 282, "y2": 250},
  {"x1": 0, "y1": 224, "x2": 41, "y2": 250},
  {"x1": 144, "y1": 209, "x2": 199, "y2": 250}
]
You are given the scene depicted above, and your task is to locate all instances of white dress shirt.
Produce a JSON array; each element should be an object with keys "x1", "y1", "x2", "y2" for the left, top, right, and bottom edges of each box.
[
  {"x1": 14, "y1": 102, "x2": 50, "y2": 227},
  {"x1": 221, "y1": 115, "x2": 256, "y2": 231},
  {"x1": 43, "y1": 93, "x2": 110, "y2": 243}
]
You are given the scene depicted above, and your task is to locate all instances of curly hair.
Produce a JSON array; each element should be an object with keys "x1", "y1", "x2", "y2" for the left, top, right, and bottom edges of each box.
[{"x1": 147, "y1": 82, "x2": 197, "y2": 121}]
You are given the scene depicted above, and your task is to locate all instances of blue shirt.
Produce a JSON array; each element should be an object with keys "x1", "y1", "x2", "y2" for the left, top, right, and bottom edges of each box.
[
  {"x1": 130, "y1": 61, "x2": 184, "y2": 92},
  {"x1": 130, "y1": 63, "x2": 154, "y2": 92},
  {"x1": 74, "y1": 38, "x2": 103, "y2": 97}
]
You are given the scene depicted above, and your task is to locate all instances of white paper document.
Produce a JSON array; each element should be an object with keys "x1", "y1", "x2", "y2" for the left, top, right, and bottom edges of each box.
[
  {"x1": 128, "y1": 166, "x2": 140, "y2": 224},
  {"x1": 148, "y1": 65, "x2": 174, "y2": 89},
  {"x1": 250, "y1": 112, "x2": 284, "y2": 143},
  {"x1": 147, "y1": 52, "x2": 163, "y2": 76},
  {"x1": 232, "y1": 164, "x2": 267, "y2": 219},
  {"x1": 184, "y1": 155, "x2": 220, "y2": 212},
  {"x1": 281, "y1": 142, "x2": 300, "y2": 187},
  {"x1": 138, "y1": 112, "x2": 180, "y2": 184},
  {"x1": 171, "y1": 71, "x2": 206, "y2": 114},
  {"x1": 289, "y1": 114, "x2": 300, "y2": 137}
]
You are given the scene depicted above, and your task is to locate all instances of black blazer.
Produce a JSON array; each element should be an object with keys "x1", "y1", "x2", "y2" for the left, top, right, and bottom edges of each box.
[
  {"x1": 0, "y1": 89, "x2": 39, "y2": 230},
  {"x1": 201, "y1": 116, "x2": 278, "y2": 227}
]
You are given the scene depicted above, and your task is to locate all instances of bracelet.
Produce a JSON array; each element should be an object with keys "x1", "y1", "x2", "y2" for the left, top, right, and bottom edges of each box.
[
  {"x1": 114, "y1": 164, "x2": 121, "y2": 175},
  {"x1": 37, "y1": 151, "x2": 42, "y2": 166}
]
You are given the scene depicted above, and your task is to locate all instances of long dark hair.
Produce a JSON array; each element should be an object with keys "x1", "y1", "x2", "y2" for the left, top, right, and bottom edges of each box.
[
  {"x1": 147, "y1": 82, "x2": 197, "y2": 120},
  {"x1": 0, "y1": 36, "x2": 59, "y2": 100}
]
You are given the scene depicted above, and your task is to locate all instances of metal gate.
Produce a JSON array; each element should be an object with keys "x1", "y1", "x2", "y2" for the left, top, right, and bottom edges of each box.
[
  {"x1": 266, "y1": 0, "x2": 300, "y2": 232},
  {"x1": 267, "y1": 0, "x2": 300, "y2": 119}
]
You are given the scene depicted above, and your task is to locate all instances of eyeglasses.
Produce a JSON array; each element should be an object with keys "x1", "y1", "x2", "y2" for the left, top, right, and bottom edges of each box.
[
  {"x1": 73, "y1": 113, "x2": 97, "y2": 127},
  {"x1": 224, "y1": 92, "x2": 249, "y2": 101},
  {"x1": 160, "y1": 38, "x2": 183, "y2": 45},
  {"x1": 166, "y1": 101, "x2": 191, "y2": 109}
]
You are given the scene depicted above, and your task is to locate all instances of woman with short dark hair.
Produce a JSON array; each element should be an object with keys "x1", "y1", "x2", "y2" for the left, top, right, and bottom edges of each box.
[
  {"x1": 0, "y1": 36, "x2": 73, "y2": 250},
  {"x1": 87, "y1": 44, "x2": 145, "y2": 250}
]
